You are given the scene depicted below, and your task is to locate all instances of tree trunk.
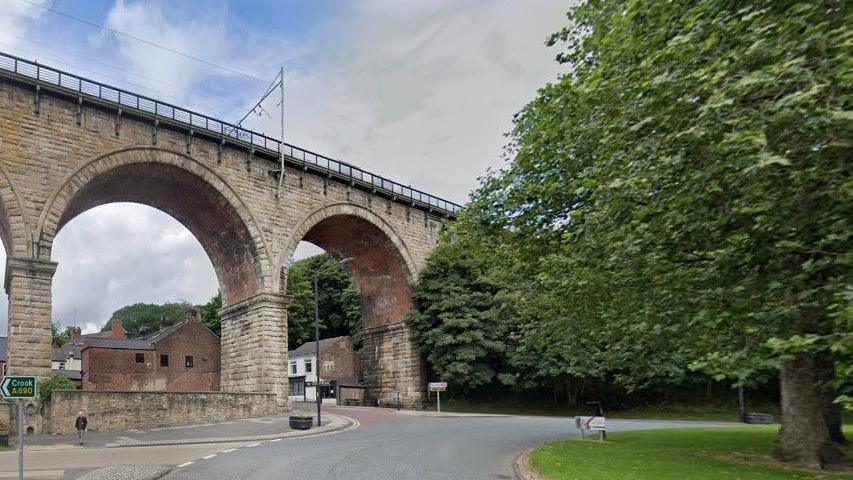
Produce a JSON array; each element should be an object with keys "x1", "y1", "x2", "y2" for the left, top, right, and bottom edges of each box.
[
  {"x1": 774, "y1": 353, "x2": 842, "y2": 468},
  {"x1": 817, "y1": 354, "x2": 848, "y2": 445},
  {"x1": 824, "y1": 400, "x2": 847, "y2": 445}
]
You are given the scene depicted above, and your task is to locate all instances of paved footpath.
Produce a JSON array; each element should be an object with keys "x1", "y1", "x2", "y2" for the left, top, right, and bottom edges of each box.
[{"x1": 0, "y1": 411, "x2": 352, "y2": 479}]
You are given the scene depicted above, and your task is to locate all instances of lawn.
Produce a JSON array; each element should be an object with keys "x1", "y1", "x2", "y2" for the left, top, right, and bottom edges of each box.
[{"x1": 530, "y1": 426, "x2": 853, "y2": 480}]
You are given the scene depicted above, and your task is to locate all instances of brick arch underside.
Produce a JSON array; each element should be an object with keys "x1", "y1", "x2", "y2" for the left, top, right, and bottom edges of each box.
[
  {"x1": 45, "y1": 161, "x2": 263, "y2": 305},
  {"x1": 300, "y1": 215, "x2": 414, "y2": 330}
]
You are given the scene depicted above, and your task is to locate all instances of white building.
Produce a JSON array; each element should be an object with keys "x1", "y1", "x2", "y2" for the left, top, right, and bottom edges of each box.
[{"x1": 287, "y1": 336, "x2": 355, "y2": 403}]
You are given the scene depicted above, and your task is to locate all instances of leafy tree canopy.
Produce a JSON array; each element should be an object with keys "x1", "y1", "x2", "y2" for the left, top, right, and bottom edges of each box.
[{"x1": 286, "y1": 253, "x2": 363, "y2": 350}]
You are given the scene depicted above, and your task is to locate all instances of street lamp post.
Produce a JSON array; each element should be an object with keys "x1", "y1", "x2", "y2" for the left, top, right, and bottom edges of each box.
[
  {"x1": 314, "y1": 271, "x2": 321, "y2": 426},
  {"x1": 312, "y1": 256, "x2": 354, "y2": 427}
]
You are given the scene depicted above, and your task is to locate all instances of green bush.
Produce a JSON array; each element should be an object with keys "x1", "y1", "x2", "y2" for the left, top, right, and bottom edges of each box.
[{"x1": 39, "y1": 376, "x2": 76, "y2": 403}]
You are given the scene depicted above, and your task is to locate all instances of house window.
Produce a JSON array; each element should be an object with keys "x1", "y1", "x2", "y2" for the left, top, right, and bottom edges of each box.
[
  {"x1": 185, "y1": 356, "x2": 194, "y2": 368},
  {"x1": 160, "y1": 354, "x2": 169, "y2": 367},
  {"x1": 288, "y1": 377, "x2": 305, "y2": 396},
  {"x1": 304, "y1": 359, "x2": 312, "y2": 373},
  {"x1": 290, "y1": 362, "x2": 297, "y2": 375},
  {"x1": 135, "y1": 353, "x2": 145, "y2": 363}
]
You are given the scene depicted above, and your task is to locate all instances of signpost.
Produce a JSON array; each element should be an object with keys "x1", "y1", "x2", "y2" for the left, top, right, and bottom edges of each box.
[
  {"x1": 574, "y1": 416, "x2": 606, "y2": 440},
  {"x1": 2, "y1": 376, "x2": 36, "y2": 480},
  {"x1": 428, "y1": 382, "x2": 447, "y2": 412}
]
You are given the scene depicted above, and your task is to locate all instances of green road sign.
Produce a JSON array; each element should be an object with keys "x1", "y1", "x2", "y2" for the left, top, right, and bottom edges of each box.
[{"x1": 1, "y1": 376, "x2": 36, "y2": 399}]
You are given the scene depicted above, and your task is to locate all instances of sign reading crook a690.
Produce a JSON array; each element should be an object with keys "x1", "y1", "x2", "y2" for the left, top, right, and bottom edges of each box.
[{"x1": 1, "y1": 376, "x2": 36, "y2": 399}]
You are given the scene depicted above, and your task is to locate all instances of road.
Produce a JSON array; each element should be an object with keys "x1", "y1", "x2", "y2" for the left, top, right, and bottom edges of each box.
[
  {"x1": 0, "y1": 407, "x2": 725, "y2": 479},
  {"x1": 163, "y1": 407, "x2": 715, "y2": 480}
]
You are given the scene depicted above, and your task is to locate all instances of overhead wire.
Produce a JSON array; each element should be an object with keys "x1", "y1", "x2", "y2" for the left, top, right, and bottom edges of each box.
[
  {"x1": 15, "y1": 0, "x2": 267, "y2": 84},
  {"x1": 0, "y1": 33, "x2": 237, "y2": 114}
]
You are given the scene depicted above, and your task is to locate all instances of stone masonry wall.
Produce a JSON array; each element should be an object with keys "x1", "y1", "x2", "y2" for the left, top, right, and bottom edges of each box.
[
  {"x1": 361, "y1": 323, "x2": 426, "y2": 407},
  {"x1": 0, "y1": 67, "x2": 444, "y2": 430},
  {"x1": 47, "y1": 390, "x2": 278, "y2": 435}
]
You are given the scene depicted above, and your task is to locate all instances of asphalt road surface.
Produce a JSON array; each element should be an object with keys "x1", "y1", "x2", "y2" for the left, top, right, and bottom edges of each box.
[{"x1": 162, "y1": 407, "x2": 719, "y2": 480}]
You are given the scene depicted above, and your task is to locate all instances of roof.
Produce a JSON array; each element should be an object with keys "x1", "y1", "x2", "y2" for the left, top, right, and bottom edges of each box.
[
  {"x1": 288, "y1": 336, "x2": 349, "y2": 359},
  {"x1": 142, "y1": 322, "x2": 184, "y2": 343},
  {"x1": 53, "y1": 369, "x2": 81, "y2": 380},
  {"x1": 52, "y1": 347, "x2": 65, "y2": 362},
  {"x1": 82, "y1": 337, "x2": 154, "y2": 351},
  {"x1": 0, "y1": 336, "x2": 6, "y2": 361}
]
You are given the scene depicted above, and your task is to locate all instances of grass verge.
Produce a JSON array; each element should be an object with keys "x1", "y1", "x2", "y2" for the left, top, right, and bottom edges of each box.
[{"x1": 530, "y1": 426, "x2": 852, "y2": 480}]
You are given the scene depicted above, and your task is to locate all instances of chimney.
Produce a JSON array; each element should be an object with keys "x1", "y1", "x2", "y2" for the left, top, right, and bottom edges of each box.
[
  {"x1": 159, "y1": 315, "x2": 168, "y2": 331},
  {"x1": 138, "y1": 326, "x2": 149, "y2": 339},
  {"x1": 185, "y1": 308, "x2": 201, "y2": 323},
  {"x1": 110, "y1": 317, "x2": 126, "y2": 339},
  {"x1": 66, "y1": 326, "x2": 81, "y2": 340}
]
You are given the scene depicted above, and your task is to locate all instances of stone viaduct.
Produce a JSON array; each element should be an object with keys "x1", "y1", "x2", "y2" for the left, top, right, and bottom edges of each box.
[{"x1": 0, "y1": 53, "x2": 458, "y2": 420}]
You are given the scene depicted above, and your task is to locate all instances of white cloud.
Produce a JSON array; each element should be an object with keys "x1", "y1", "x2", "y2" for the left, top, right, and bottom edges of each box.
[
  {"x1": 0, "y1": 0, "x2": 50, "y2": 49},
  {"x1": 0, "y1": 204, "x2": 218, "y2": 334},
  {"x1": 253, "y1": 0, "x2": 568, "y2": 203}
]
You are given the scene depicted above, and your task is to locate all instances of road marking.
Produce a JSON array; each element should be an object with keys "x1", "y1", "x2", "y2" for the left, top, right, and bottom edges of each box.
[
  {"x1": 222, "y1": 448, "x2": 237, "y2": 453},
  {"x1": 202, "y1": 454, "x2": 217, "y2": 460},
  {"x1": 177, "y1": 462, "x2": 194, "y2": 468},
  {"x1": 246, "y1": 443, "x2": 261, "y2": 447},
  {"x1": 270, "y1": 438, "x2": 282, "y2": 442},
  {"x1": 0, "y1": 470, "x2": 65, "y2": 478}
]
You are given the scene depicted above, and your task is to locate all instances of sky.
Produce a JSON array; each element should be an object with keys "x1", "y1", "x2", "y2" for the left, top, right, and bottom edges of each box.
[{"x1": 0, "y1": 0, "x2": 567, "y2": 334}]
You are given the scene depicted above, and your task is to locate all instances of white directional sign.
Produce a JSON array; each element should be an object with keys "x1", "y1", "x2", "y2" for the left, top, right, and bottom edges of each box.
[
  {"x1": 1, "y1": 376, "x2": 36, "y2": 399},
  {"x1": 575, "y1": 416, "x2": 606, "y2": 431},
  {"x1": 428, "y1": 382, "x2": 447, "y2": 392}
]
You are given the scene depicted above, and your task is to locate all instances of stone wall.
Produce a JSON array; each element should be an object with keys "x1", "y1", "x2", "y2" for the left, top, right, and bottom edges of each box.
[
  {"x1": 46, "y1": 390, "x2": 278, "y2": 435},
  {"x1": 361, "y1": 322, "x2": 426, "y2": 407},
  {"x1": 0, "y1": 64, "x2": 444, "y2": 431}
]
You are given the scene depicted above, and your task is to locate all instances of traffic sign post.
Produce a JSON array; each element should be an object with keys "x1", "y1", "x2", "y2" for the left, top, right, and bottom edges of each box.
[
  {"x1": 1, "y1": 376, "x2": 36, "y2": 480},
  {"x1": 428, "y1": 382, "x2": 447, "y2": 412}
]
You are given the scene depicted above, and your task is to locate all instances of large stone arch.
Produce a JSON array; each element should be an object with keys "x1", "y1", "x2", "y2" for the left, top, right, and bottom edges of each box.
[
  {"x1": 282, "y1": 203, "x2": 426, "y2": 405},
  {"x1": 282, "y1": 203, "x2": 417, "y2": 329},
  {"x1": 36, "y1": 146, "x2": 271, "y2": 304}
]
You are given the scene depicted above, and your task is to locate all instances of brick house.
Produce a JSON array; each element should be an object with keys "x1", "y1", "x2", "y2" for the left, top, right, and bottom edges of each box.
[
  {"x1": 288, "y1": 336, "x2": 357, "y2": 403},
  {"x1": 82, "y1": 310, "x2": 220, "y2": 392}
]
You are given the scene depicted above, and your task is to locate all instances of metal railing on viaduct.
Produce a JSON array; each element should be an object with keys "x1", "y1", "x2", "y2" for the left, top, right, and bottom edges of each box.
[{"x1": 0, "y1": 51, "x2": 462, "y2": 217}]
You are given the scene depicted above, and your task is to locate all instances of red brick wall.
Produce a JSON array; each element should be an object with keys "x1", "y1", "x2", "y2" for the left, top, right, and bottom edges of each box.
[
  {"x1": 82, "y1": 321, "x2": 220, "y2": 392},
  {"x1": 82, "y1": 348, "x2": 158, "y2": 391},
  {"x1": 154, "y1": 321, "x2": 221, "y2": 391}
]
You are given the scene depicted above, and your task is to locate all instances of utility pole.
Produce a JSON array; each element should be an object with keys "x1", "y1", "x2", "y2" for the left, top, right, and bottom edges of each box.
[
  {"x1": 311, "y1": 257, "x2": 354, "y2": 427},
  {"x1": 276, "y1": 65, "x2": 285, "y2": 198}
]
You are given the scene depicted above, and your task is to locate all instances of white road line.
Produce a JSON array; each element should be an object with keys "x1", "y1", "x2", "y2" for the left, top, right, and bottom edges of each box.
[
  {"x1": 177, "y1": 462, "x2": 194, "y2": 468},
  {"x1": 246, "y1": 443, "x2": 261, "y2": 447},
  {"x1": 222, "y1": 448, "x2": 237, "y2": 453},
  {"x1": 270, "y1": 438, "x2": 282, "y2": 442},
  {"x1": 202, "y1": 454, "x2": 217, "y2": 460}
]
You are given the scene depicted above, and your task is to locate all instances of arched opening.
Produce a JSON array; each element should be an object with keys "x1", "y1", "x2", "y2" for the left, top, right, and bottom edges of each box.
[
  {"x1": 283, "y1": 207, "x2": 425, "y2": 406},
  {"x1": 52, "y1": 203, "x2": 219, "y2": 335},
  {"x1": 50, "y1": 203, "x2": 221, "y2": 392},
  {"x1": 37, "y1": 148, "x2": 271, "y2": 395},
  {"x1": 297, "y1": 215, "x2": 413, "y2": 331},
  {"x1": 48, "y1": 161, "x2": 262, "y2": 305}
]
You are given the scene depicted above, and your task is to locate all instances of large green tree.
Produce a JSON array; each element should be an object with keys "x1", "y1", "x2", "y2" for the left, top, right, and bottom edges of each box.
[
  {"x1": 473, "y1": 0, "x2": 850, "y2": 468},
  {"x1": 405, "y1": 218, "x2": 518, "y2": 395},
  {"x1": 102, "y1": 301, "x2": 192, "y2": 337}
]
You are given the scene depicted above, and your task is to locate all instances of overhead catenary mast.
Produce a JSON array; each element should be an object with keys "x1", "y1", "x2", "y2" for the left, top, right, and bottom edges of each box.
[{"x1": 277, "y1": 65, "x2": 285, "y2": 198}]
